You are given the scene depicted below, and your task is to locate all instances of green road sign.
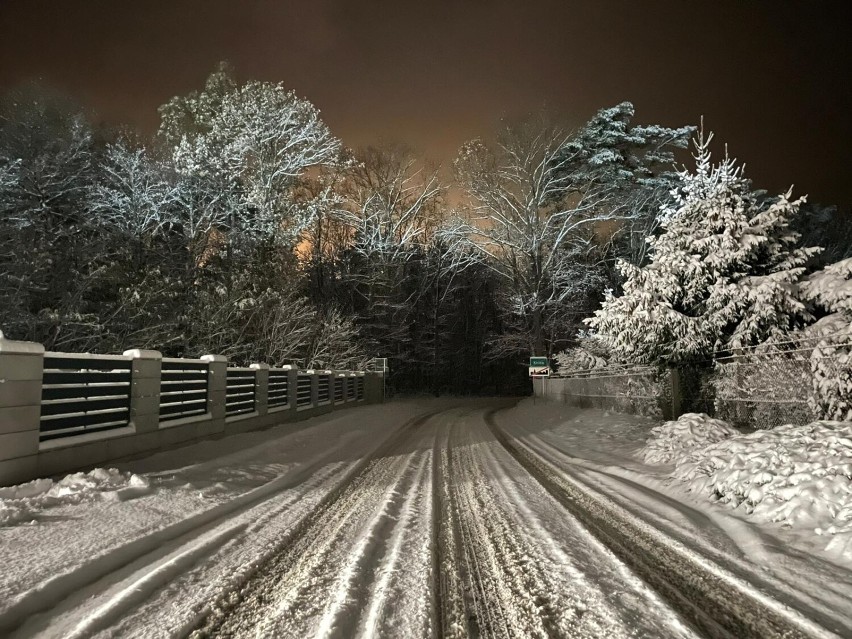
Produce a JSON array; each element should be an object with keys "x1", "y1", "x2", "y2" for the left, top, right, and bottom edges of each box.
[{"x1": 529, "y1": 356, "x2": 548, "y2": 367}]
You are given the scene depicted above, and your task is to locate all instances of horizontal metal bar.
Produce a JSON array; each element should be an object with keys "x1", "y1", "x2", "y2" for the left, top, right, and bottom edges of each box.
[
  {"x1": 159, "y1": 390, "x2": 207, "y2": 400},
  {"x1": 45, "y1": 351, "x2": 132, "y2": 362},
  {"x1": 43, "y1": 371, "x2": 130, "y2": 384},
  {"x1": 159, "y1": 403, "x2": 206, "y2": 415},
  {"x1": 161, "y1": 357, "x2": 208, "y2": 365},
  {"x1": 40, "y1": 411, "x2": 129, "y2": 431},
  {"x1": 40, "y1": 396, "x2": 128, "y2": 416},
  {"x1": 42, "y1": 385, "x2": 130, "y2": 401},
  {"x1": 40, "y1": 420, "x2": 129, "y2": 441},
  {"x1": 160, "y1": 407, "x2": 207, "y2": 421}
]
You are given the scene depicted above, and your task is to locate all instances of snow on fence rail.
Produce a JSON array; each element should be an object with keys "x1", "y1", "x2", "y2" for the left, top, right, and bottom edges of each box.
[{"x1": 0, "y1": 331, "x2": 385, "y2": 487}]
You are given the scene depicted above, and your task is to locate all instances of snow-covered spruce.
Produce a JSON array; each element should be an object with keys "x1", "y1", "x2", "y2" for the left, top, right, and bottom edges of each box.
[
  {"x1": 669, "y1": 420, "x2": 852, "y2": 557},
  {"x1": 800, "y1": 257, "x2": 852, "y2": 421},
  {"x1": 642, "y1": 412, "x2": 739, "y2": 464},
  {"x1": 588, "y1": 127, "x2": 820, "y2": 365}
]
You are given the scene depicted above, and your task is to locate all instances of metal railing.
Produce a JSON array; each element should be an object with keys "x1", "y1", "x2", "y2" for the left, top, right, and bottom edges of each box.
[
  {"x1": 225, "y1": 368, "x2": 256, "y2": 417},
  {"x1": 160, "y1": 358, "x2": 209, "y2": 422},
  {"x1": 267, "y1": 368, "x2": 290, "y2": 410},
  {"x1": 296, "y1": 373, "x2": 312, "y2": 408},
  {"x1": 40, "y1": 353, "x2": 132, "y2": 441},
  {"x1": 317, "y1": 374, "x2": 330, "y2": 404}
]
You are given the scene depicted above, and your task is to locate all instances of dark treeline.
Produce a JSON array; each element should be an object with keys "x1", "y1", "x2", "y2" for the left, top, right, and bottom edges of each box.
[{"x1": 1, "y1": 65, "x2": 848, "y2": 395}]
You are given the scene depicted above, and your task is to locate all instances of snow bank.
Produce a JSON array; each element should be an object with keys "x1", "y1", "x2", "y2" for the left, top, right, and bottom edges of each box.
[
  {"x1": 671, "y1": 420, "x2": 852, "y2": 558},
  {"x1": 0, "y1": 468, "x2": 150, "y2": 526},
  {"x1": 642, "y1": 413, "x2": 739, "y2": 464}
]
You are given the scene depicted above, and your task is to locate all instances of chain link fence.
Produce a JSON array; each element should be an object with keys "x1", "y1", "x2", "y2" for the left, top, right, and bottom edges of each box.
[
  {"x1": 707, "y1": 339, "x2": 852, "y2": 429},
  {"x1": 543, "y1": 334, "x2": 852, "y2": 429},
  {"x1": 544, "y1": 365, "x2": 671, "y2": 419}
]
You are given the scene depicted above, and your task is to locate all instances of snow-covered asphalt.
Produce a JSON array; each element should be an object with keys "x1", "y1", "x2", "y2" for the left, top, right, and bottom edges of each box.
[{"x1": 1, "y1": 399, "x2": 848, "y2": 638}]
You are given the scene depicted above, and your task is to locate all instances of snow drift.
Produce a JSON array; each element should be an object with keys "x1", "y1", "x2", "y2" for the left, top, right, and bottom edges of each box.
[
  {"x1": 642, "y1": 412, "x2": 739, "y2": 464},
  {"x1": 667, "y1": 420, "x2": 852, "y2": 557},
  {"x1": 0, "y1": 468, "x2": 150, "y2": 526}
]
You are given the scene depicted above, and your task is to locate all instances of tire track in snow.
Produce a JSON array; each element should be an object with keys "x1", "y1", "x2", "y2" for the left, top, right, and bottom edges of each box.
[
  {"x1": 4, "y1": 446, "x2": 352, "y2": 639},
  {"x1": 485, "y1": 410, "x2": 833, "y2": 639},
  {"x1": 192, "y1": 408, "x2": 450, "y2": 638},
  {"x1": 473, "y1": 426, "x2": 691, "y2": 638},
  {"x1": 5, "y1": 407, "x2": 447, "y2": 639},
  {"x1": 512, "y1": 428, "x2": 852, "y2": 636},
  {"x1": 432, "y1": 421, "x2": 468, "y2": 639},
  {"x1": 445, "y1": 411, "x2": 693, "y2": 639}
]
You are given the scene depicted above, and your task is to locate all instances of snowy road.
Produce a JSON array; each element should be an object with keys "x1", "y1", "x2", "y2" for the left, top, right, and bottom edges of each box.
[{"x1": 1, "y1": 399, "x2": 848, "y2": 638}]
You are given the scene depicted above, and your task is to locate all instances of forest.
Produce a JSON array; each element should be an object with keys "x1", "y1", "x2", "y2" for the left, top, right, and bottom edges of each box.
[{"x1": 1, "y1": 64, "x2": 850, "y2": 395}]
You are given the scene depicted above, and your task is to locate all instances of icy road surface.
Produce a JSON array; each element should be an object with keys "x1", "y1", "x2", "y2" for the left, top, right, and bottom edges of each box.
[{"x1": 0, "y1": 398, "x2": 849, "y2": 638}]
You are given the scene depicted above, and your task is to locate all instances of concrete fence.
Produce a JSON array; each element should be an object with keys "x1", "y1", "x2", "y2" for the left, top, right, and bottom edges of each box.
[{"x1": 0, "y1": 332, "x2": 383, "y2": 487}]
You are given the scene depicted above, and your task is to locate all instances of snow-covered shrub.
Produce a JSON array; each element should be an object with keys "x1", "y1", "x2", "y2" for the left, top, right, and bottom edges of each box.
[
  {"x1": 672, "y1": 420, "x2": 852, "y2": 557},
  {"x1": 587, "y1": 128, "x2": 819, "y2": 365},
  {"x1": 643, "y1": 413, "x2": 739, "y2": 464}
]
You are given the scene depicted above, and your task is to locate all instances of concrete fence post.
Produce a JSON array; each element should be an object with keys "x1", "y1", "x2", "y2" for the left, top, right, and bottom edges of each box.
[
  {"x1": 202, "y1": 354, "x2": 228, "y2": 434},
  {"x1": 0, "y1": 332, "x2": 44, "y2": 485},
  {"x1": 323, "y1": 370, "x2": 333, "y2": 406},
  {"x1": 288, "y1": 366, "x2": 299, "y2": 417},
  {"x1": 363, "y1": 372, "x2": 384, "y2": 404},
  {"x1": 331, "y1": 370, "x2": 342, "y2": 407},
  {"x1": 306, "y1": 369, "x2": 319, "y2": 408},
  {"x1": 250, "y1": 363, "x2": 269, "y2": 417},
  {"x1": 123, "y1": 349, "x2": 162, "y2": 434}
]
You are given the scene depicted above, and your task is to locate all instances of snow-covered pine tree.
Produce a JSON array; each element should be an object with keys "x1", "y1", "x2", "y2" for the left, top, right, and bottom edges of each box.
[
  {"x1": 553, "y1": 331, "x2": 610, "y2": 373},
  {"x1": 587, "y1": 127, "x2": 821, "y2": 365},
  {"x1": 799, "y1": 257, "x2": 852, "y2": 420}
]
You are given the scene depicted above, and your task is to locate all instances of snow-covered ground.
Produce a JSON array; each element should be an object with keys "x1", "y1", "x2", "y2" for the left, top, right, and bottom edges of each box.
[
  {"x1": 498, "y1": 400, "x2": 852, "y2": 635},
  {"x1": 0, "y1": 400, "x2": 457, "y2": 638},
  {"x1": 657, "y1": 414, "x2": 852, "y2": 557},
  {"x1": 0, "y1": 397, "x2": 849, "y2": 637}
]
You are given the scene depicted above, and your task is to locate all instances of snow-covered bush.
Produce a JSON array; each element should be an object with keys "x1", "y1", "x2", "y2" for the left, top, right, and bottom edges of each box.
[
  {"x1": 643, "y1": 413, "x2": 739, "y2": 464},
  {"x1": 671, "y1": 420, "x2": 852, "y2": 557},
  {"x1": 587, "y1": 128, "x2": 819, "y2": 365}
]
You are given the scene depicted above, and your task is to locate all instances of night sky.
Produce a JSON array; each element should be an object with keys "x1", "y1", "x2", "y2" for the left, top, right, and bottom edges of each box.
[{"x1": 1, "y1": 0, "x2": 850, "y2": 207}]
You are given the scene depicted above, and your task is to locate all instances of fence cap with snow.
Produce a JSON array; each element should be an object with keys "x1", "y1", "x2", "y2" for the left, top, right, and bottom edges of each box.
[
  {"x1": 123, "y1": 349, "x2": 162, "y2": 360},
  {"x1": 0, "y1": 330, "x2": 45, "y2": 355},
  {"x1": 201, "y1": 354, "x2": 227, "y2": 363},
  {"x1": 249, "y1": 363, "x2": 270, "y2": 370}
]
